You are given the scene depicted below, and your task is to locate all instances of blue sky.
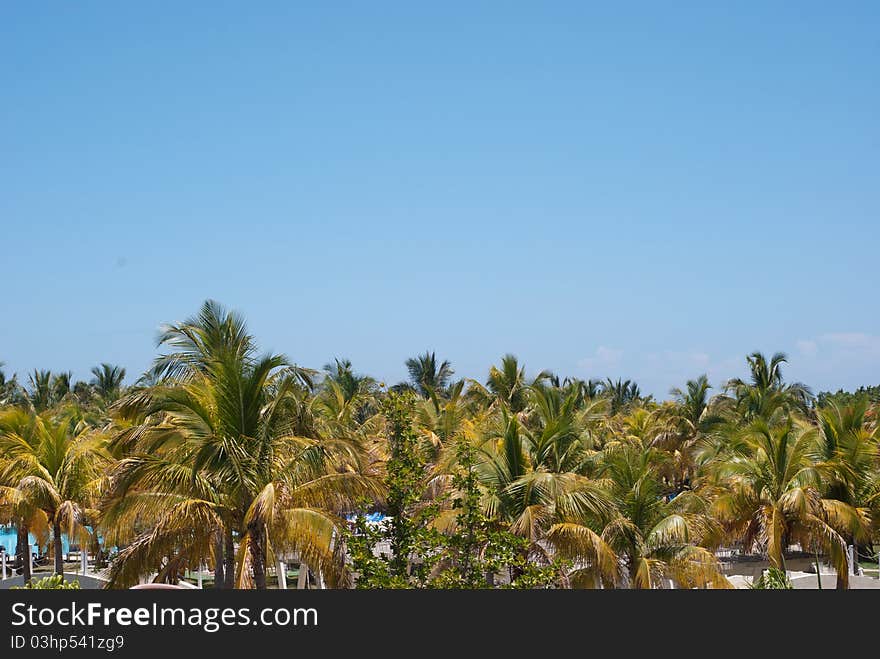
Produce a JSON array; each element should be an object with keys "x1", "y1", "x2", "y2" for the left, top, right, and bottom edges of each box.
[{"x1": 1, "y1": 2, "x2": 878, "y2": 398}]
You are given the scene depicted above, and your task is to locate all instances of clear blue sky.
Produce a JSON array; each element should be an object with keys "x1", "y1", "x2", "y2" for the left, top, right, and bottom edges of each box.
[{"x1": 1, "y1": 2, "x2": 878, "y2": 398}]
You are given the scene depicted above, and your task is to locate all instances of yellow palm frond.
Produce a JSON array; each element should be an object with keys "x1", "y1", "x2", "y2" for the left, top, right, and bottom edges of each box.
[
  {"x1": 547, "y1": 522, "x2": 619, "y2": 584},
  {"x1": 272, "y1": 507, "x2": 350, "y2": 588}
]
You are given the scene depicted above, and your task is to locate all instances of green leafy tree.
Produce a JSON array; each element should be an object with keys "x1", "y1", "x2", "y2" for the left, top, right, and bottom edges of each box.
[
  {"x1": 816, "y1": 385, "x2": 880, "y2": 409},
  {"x1": 345, "y1": 392, "x2": 441, "y2": 588},
  {"x1": 432, "y1": 435, "x2": 561, "y2": 588}
]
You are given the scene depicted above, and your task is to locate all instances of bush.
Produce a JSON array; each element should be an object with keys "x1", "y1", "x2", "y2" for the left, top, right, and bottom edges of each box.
[
  {"x1": 11, "y1": 574, "x2": 81, "y2": 590},
  {"x1": 749, "y1": 567, "x2": 793, "y2": 590}
]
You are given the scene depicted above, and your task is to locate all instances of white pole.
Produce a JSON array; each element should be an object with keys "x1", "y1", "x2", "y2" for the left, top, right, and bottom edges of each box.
[
  {"x1": 276, "y1": 561, "x2": 287, "y2": 590},
  {"x1": 28, "y1": 545, "x2": 34, "y2": 576},
  {"x1": 847, "y1": 545, "x2": 854, "y2": 576},
  {"x1": 316, "y1": 570, "x2": 325, "y2": 590},
  {"x1": 297, "y1": 562, "x2": 308, "y2": 589},
  {"x1": 2, "y1": 551, "x2": 6, "y2": 580},
  {"x1": 197, "y1": 565, "x2": 203, "y2": 589},
  {"x1": 81, "y1": 549, "x2": 88, "y2": 575}
]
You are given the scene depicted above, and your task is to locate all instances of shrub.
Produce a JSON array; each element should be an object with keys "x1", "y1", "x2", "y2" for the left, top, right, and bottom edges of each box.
[
  {"x1": 11, "y1": 574, "x2": 81, "y2": 590},
  {"x1": 749, "y1": 567, "x2": 793, "y2": 590}
]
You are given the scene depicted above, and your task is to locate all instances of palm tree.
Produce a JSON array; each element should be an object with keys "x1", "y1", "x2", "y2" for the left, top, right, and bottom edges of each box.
[
  {"x1": 670, "y1": 375, "x2": 712, "y2": 431},
  {"x1": 21, "y1": 370, "x2": 74, "y2": 412},
  {"x1": 558, "y1": 377, "x2": 604, "y2": 408},
  {"x1": 320, "y1": 359, "x2": 377, "y2": 424},
  {"x1": 485, "y1": 354, "x2": 530, "y2": 414},
  {"x1": 0, "y1": 363, "x2": 7, "y2": 402},
  {"x1": 475, "y1": 410, "x2": 617, "y2": 586},
  {"x1": 404, "y1": 352, "x2": 454, "y2": 399},
  {"x1": 104, "y1": 301, "x2": 377, "y2": 589},
  {"x1": 0, "y1": 363, "x2": 24, "y2": 406},
  {"x1": 0, "y1": 484, "x2": 47, "y2": 584},
  {"x1": 467, "y1": 354, "x2": 551, "y2": 414},
  {"x1": 0, "y1": 408, "x2": 108, "y2": 577},
  {"x1": 724, "y1": 352, "x2": 813, "y2": 421},
  {"x1": 90, "y1": 364, "x2": 126, "y2": 404},
  {"x1": 415, "y1": 379, "x2": 469, "y2": 457},
  {"x1": 504, "y1": 387, "x2": 726, "y2": 590},
  {"x1": 664, "y1": 376, "x2": 724, "y2": 492},
  {"x1": 812, "y1": 400, "x2": 876, "y2": 584},
  {"x1": 26, "y1": 370, "x2": 54, "y2": 412},
  {"x1": 569, "y1": 421, "x2": 731, "y2": 589},
  {"x1": 601, "y1": 378, "x2": 642, "y2": 415},
  {"x1": 322, "y1": 359, "x2": 370, "y2": 396},
  {"x1": 51, "y1": 373, "x2": 72, "y2": 406},
  {"x1": 708, "y1": 418, "x2": 857, "y2": 588},
  {"x1": 520, "y1": 382, "x2": 603, "y2": 474}
]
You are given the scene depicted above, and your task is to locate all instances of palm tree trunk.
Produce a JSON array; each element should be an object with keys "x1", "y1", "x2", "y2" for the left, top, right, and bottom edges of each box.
[
  {"x1": 836, "y1": 538, "x2": 853, "y2": 590},
  {"x1": 53, "y1": 518, "x2": 64, "y2": 576},
  {"x1": 213, "y1": 530, "x2": 224, "y2": 589},
  {"x1": 769, "y1": 540, "x2": 786, "y2": 575},
  {"x1": 249, "y1": 523, "x2": 266, "y2": 589},
  {"x1": 224, "y1": 527, "x2": 235, "y2": 589},
  {"x1": 17, "y1": 524, "x2": 31, "y2": 584},
  {"x1": 629, "y1": 559, "x2": 641, "y2": 589}
]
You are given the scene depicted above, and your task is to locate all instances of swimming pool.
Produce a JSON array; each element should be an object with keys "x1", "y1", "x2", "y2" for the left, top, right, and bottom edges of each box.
[{"x1": 0, "y1": 525, "x2": 71, "y2": 556}]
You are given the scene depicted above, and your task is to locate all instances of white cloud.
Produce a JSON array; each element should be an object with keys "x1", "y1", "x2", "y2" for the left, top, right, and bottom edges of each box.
[
  {"x1": 784, "y1": 332, "x2": 880, "y2": 394},
  {"x1": 796, "y1": 339, "x2": 818, "y2": 356},
  {"x1": 820, "y1": 332, "x2": 880, "y2": 356},
  {"x1": 791, "y1": 332, "x2": 880, "y2": 362},
  {"x1": 646, "y1": 350, "x2": 711, "y2": 367},
  {"x1": 578, "y1": 346, "x2": 623, "y2": 370}
]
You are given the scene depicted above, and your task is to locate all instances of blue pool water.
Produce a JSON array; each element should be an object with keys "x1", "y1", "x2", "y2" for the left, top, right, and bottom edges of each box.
[
  {"x1": 0, "y1": 525, "x2": 71, "y2": 556},
  {"x1": 345, "y1": 512, "x2": 386, "y2": 523}
]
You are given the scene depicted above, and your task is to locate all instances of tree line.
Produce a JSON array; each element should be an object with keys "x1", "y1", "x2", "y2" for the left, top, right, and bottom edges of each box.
[{"x1": 1, "y1": 300, "x2": 877, "y2": 589}]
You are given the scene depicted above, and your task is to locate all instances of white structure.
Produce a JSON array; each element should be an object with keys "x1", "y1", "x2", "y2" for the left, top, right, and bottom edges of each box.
[{"x1": 276, "y1": 561, "x2": 287, "y2": 589}]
